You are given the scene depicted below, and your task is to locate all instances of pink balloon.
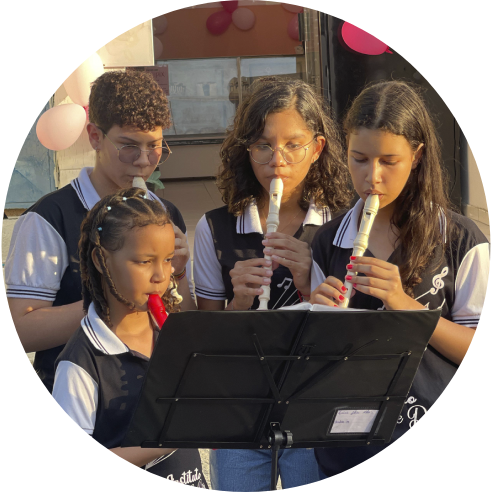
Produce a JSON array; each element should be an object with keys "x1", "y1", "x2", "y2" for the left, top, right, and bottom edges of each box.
[
  {"x1": 232, "y1": 8, "x2": 255, "y2": 31},
  {"x1": 36, "y1": 104, "x2": 87, "y2": 151},
  {"x1": 153, "y1": 15, "x2": 168, "y2": 35},
  {"x1": 341, "y1": 22, "x2": 391, "y2": 55},
  {"x1": 281, "y1": 3, "x2": 303, "y2": 14},
  {"x1": 287, "y1": 15, "x2": 299, "y2": 41},
  {"x1": 153, "y1": 36, "x2": 163, "y2": 59},
  {"x1": 221, "y1": 1, "x2": 238, "y2": 13},
  {"x1": 206, "y1": 11, "x2": 232, "y2": 36}
]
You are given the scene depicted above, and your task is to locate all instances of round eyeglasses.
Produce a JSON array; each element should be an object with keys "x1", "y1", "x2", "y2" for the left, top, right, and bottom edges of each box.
[
  {"x1": 247, "y1": 137, "x2": 318, "y2": 165},
  {"x1": 102, "y1": 131, "x2": 172, "y2": 166}
]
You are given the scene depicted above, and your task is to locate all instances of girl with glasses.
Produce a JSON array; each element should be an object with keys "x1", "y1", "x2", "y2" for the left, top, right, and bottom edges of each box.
[{"x1": 193, "y1": 76, "x2": 352, "y2": 490}]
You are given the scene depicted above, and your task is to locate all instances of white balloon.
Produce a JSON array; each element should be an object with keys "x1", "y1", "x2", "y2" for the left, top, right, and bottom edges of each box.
[
  {"x1": 63, "y1": 53, "x2": 104, "y2": 107},
  {"x1": 153, "y1": 15, "x2": 168, "y2": 35},
  {"x1": 232, "y1": 8, "x2": 256, "y2": 31}
]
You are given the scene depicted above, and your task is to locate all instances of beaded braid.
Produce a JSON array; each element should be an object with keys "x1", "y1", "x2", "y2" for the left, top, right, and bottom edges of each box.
[{"x1": 78, "y1": 187, "x2": 179, "y2": 327}]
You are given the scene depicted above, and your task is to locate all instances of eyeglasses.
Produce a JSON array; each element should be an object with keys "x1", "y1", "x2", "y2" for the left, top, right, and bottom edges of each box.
[
  {"x1": 102, "y1": 131, "x2": 172, "y2": 166},
  {"x1": 247, "y1": 137, "x2": 318, "y2": 165}
]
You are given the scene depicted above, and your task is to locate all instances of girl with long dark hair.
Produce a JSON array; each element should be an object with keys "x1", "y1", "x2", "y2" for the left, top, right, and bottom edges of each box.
[{"x1": 310, "y1": 80, "x2": 489, "y2": 477}]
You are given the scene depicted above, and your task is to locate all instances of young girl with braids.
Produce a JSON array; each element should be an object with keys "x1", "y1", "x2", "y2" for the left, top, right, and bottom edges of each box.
[
  {"x1": 309, "y1": 80, "x2": 489, "y2": 478},
  {"x1": 52, "y1": 188, "x2": 207, "y2": 488}
]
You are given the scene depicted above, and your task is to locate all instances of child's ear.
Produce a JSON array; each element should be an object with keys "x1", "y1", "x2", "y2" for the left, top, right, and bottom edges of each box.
[
  {"x1": 312, "y1": 136, "x2": 326, "y2": 163},
  {"x1": 91, "y1": 247, "x2": 104, "y2": 275},
  {"x1": 412, "y1": 143, "x2": 424, "y2": 169},
  {"x1": 87, "y1": 123, "x2": 103, "y2": 152}
]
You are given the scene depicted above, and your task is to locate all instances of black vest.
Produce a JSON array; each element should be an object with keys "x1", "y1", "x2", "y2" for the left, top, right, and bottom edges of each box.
[
  {"x1": 28, "y1": 184, "x2": 185, "y2": 393},
  {"x1": 205, "y1": 206, "x2": 321, "y2": 310}
]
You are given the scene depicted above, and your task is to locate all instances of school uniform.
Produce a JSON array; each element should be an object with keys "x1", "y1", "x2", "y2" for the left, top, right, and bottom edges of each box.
[
  {"x1": 193, "y1": 200, "x2": 331, "y2": 491},
  {"x1": 5, "y1": 167, "x2": 187, "y2": 394},
  {"x1": 310, "y1": 199, "x2": 489, "y2": 477},
  {"x1": 52, "y1": 303, "x2": 208, "y2": 487}
]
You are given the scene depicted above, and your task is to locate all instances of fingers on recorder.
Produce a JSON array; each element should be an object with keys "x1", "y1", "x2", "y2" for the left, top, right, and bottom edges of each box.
[
  {"x1": 230, "y1": 257, "x2": 275, "y2": 309},
  {"x1": 311, "y1": 276, "x2": 349, "y2": 307}
]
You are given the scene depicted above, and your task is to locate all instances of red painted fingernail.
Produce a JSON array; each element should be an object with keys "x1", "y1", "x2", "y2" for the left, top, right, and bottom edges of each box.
[
  {"x1": 347, "y1": 264, "x2": 353, "y2": 270},
  {"x1": 339, "y1": 295, "x2": 345, "y2": 301},
  {"x1": 341, "y1": 286, "x2": 347, "y2": 292},
  {"x1": 333, "y1": 304, "x2": 339, "y2": 308},
  {"x1": 345, "y1": 275, "x2": 352, "y2": 281},
  {"x1": 350, "y1": 256, "x2": 357, "y2": 261},
  {"x1": 353, "y1": 284, "x2": 357, "y2": 288}
]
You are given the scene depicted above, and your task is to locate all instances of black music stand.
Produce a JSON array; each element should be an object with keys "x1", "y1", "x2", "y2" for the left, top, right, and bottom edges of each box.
[{"x1": 123, "y1": 308, "x2": 440, "y2": 490}]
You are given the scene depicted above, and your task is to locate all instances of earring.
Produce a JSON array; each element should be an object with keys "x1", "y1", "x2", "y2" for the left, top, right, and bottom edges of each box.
[{"x1": 169, "y1": 275, "x2": 183, "y2": 304}]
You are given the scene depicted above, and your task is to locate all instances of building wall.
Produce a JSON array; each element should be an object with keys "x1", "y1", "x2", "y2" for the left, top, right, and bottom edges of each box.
[
  {"x1": 157, "y1": 3, "x2": 301, "y2": 60},
  {"x1": 461, "y1": 139, "x2": 489, "y2": 239}
]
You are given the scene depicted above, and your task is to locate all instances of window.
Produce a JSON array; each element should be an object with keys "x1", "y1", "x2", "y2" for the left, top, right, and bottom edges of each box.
[{"x1": 156, "y1": 55, "x2": 305, "y2": 140}]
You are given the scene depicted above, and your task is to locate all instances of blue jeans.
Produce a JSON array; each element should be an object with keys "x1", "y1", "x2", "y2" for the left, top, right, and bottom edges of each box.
[{"x1": 210, "y1": 448, "x2": 320, "y2": 491}]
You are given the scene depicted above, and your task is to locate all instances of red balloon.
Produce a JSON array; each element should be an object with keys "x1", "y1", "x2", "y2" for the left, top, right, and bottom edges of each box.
[
  {"x1": 221, "y1": 1, "x2": 238, "y2": 13},
  {"x1": 287, "y1": 15, "x2": 299, "y2": 41},
  {"x1": 206, "y1": 11, "x2": 232, "y2": 36},
  {"x1": 341, "y1": 22, "x2": 391, "y2": 55}
]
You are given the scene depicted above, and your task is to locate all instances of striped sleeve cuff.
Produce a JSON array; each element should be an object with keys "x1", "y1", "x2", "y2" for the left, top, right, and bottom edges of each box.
[
  {"x1": 6, "y1": 285, "x2": 57, "y2": 302},
  {"x1": 194, "y1": 285, "x2": 227, "y2": 301},
  {"x1": 452, "y1": 315, "x2": 480, "y2": 328}
]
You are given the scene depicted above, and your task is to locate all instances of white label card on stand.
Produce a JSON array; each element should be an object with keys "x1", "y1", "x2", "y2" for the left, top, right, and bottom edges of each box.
[{"x1": 330, "y1": 409, "x2": 379, "y2": 434}]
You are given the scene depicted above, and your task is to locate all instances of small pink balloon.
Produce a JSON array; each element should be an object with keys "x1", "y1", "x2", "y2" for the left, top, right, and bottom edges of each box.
[
  {"x1": 287, "y1": 15, "x2": 299, "y2": 41},
  {"x1": 36, "y1": 104, "x2": 87, "y2": 151},
  {"x1": 232, "y1": 8, "x2": 255, "y2": 31},
  {"x1": 221, "y1": 1, "x2": 238, "y2": 13},
  {"x1": 153, "y1": 36, "x2": 163, "y2": 59},
  {"x1": 281, "y1": 3, "x2": 303, "y2": 14},
  {"x1": 206, "y1": 11, "x2": 232, "y2": 36},
  {"x1": 153, "y1": 15, "x2": 168, "y2": 35}
]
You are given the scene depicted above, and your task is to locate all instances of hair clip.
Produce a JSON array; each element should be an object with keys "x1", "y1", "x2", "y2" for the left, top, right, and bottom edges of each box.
[
  {"x1": 122, "y1": 197, "x2": 127, "y2": 201},
  {"x1": 97, "y1": 227, "x2": 102, "y2": 231},
  {"x1": 139, "y1": 194, "x2": 147, "y2": 199},
  {"x1": 107, "y1": 206, "x2": 111, "y2": 211}
]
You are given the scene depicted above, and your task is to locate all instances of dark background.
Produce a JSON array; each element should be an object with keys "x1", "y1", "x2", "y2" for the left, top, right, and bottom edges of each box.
[{"x1": 319, "y1": 15, "x2": 462, "y2": 210}]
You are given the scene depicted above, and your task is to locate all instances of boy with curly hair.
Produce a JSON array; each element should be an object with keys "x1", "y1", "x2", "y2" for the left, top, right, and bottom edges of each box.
[{"x1": 6, "y1": 70, "x2": 193, "y2": 393}]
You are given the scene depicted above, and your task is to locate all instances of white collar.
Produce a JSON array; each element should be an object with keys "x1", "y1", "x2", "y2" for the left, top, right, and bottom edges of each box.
[
  {"x1": 236, "y1": 200, "x2": 331, "y2": 235},
  {"x1": 333, "y1": 198, "x2": 448, "y2": 248},
  {"x1": 81, "y1": 303, "x2": 129, "y2": 355},
  {"x1": 71, "y1": 167, "x2": 161, "y2": 211},
  {"x1": 81, "y1": 303, "x2": 160, "y2": 356}
]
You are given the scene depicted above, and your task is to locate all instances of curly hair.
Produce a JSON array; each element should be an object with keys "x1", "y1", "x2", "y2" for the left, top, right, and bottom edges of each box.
[
  {"x1": 88, "y1": 70, "x2": 171, "y2": 133},
  {"x1": 78, "y1": 187, "x2": 180, "y2": 327},
  {"x1": 218, "y1": 77, "x2": 352, "y2": 215},
  {"x1": 343, "y1": 80, "x2": 453, "y2": 296}
]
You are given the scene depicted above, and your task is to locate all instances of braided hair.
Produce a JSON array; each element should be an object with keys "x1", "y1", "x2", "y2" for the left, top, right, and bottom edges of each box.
[{"x1": 78, "y1": 187, "x2": 180, "y2": 327}]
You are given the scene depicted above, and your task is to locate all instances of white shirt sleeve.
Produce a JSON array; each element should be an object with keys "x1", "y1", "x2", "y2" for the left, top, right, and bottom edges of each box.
[
  {"x1": 183, "y1": 232, "x2": 195, "y2": 299},
  {"x1": 193, "y1": 214, "x2": 227, "y2": 301},
  {"x1": 452, "y1": 242, "x2": 490, "y2": 327},
  {"x1": 4, "y1": 212, "x2": 69, "y2": 302},
  {"x1": 51, "y1": 361, "x2": 98, "y2": 492}
]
